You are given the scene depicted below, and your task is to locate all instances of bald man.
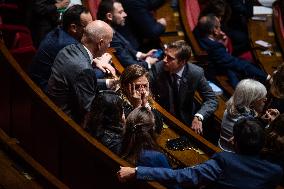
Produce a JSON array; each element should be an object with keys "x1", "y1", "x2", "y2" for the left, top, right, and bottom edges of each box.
[{"x1": 48, "y1": 20, "x2": 116, "y2": 124}]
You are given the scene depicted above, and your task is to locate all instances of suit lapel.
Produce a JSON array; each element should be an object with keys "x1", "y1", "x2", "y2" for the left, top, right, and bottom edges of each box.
[
  {"x1": 178, "y1": 64, "x2": 190, "y2": 105},
  {"x1": 77, "y1": 43, "x2": 93, "y2": 68}
]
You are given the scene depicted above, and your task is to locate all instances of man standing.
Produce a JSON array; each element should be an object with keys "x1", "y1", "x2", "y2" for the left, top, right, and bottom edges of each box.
[
  {"x1": 97, "y1": 0, "x2": 158, "y2": 69},
  {"x1": 48, "y1": 20, "x2": 115, "y2": 124},
  {"x1": 150, "y1": 40, "x2": 218, "y2": 134}
]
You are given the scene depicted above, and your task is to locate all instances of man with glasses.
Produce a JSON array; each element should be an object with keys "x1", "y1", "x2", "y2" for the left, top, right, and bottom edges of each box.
[
  {"x1": 30, "y1": 5, "x2": 108, "y2": 91},
  {"x1": 150, "y1": 40, "x2": 218, "y2": 134}
]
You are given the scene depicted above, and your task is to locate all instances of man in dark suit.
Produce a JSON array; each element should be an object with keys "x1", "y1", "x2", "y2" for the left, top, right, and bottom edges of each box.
[
  {"x1": 47, "y1": 20, "x2": 116, "y2": 124},
  {"x1": 96, "y1": 0, "x2": 159, "y2": 69},
  {"x1": 150, "y1": 40, "x2": 218, "y2": 134},
  {"x1": 121, "y1": 0, "x2": 167, "y2": 50},
  {"x1": 120, "y1": 0, "x2": 166, "y2": 43},
  {"x1": 29, "y1": 0, "x2": 70, "y2": 47},
  {"x1": 118, "y1": 118, "x2": 283, "y2": 189},
  {"x1": 30, "y1": 5, "x2": 100, "y2": 91},
  {"x1": 197, "y1": 14, "x2": 268, "y2": 88}
]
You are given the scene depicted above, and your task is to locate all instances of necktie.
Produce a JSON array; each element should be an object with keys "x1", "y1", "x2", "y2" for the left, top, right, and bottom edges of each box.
[{"x1": 171, "y1": 74, "x2": 180, "y2": 116}]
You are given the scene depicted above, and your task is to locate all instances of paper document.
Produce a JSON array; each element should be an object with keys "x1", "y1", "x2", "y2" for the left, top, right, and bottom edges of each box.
[{"x1": 253, "y1": 6, "x2": 273, "y2": 15}]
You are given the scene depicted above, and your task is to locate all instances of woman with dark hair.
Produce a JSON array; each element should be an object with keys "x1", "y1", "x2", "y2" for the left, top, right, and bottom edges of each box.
[
  {"x1": 119, "y1": 64, "x2": 163, "y2": 133},
  {"x1": 85, "y1": 91, "x2": 125, "y2": 154},
  {"x1": 121, "y1": 107, "x2": 166, "y2": 166},
  {"x1": 121, "y1": 107, "x2": 180, "y2": 189}
]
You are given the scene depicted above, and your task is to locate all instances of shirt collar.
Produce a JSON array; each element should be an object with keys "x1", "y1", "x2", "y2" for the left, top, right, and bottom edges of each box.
[
  {"x1": 83, "y1": 45, "x2": 93, "y2": 64},
  {"x1": 175, "y1": 65, "x2": 185, "y2": 78}
]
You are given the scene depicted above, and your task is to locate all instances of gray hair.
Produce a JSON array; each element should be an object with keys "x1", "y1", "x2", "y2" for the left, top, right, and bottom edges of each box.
[{"x1": 227, "y1": 79, "x2": 267, "y2": 116}]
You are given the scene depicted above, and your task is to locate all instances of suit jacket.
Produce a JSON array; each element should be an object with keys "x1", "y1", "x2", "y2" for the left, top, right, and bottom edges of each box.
[
  {"x1": 137, "y1": 150, "x2": 170, "y2": 167},
  {"x1": 227, "y1": 0, "x2": 253, "y2": 31},
  {"x1": 111, "y1": 30, "x2": 149, "y2": 69},
  {"x1": 47, "y1": 43, "x2": 106, "y2": 123},
  {"x1": 137, "y1": 151, "x2": 283, "y2": 189},
  {"x1": 199, "y1": 37, "x2": 248, "y2": 69},
  {"x1": 30, "y1": 0, "x2": 59, "y2": 47},
  {"x1": 30, "y1": 27, "x2": 78, "y2": 91},
  {"x1": 137, "y1": 150, "x2": 181, "y2": 189},
  {"x1": 120, "y1": 0, "x2": 165, "y2": 38},
  {"x1": 198, "y1": 37, "x2": 267, "y2": 87},
  {"x1": 150, "y1": 62, "x2": 218, "y2": 125}
]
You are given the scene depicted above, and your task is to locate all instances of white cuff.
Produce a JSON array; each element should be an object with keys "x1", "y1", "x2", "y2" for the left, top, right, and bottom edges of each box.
[
  {"x1": 106, "y1": 79, "x2": 110, "y2": 89},
  {"x1": 136, "y1": 51, "x2": 142, "y2": 60},
  {"x1": 194, "y1": 113, "x2": 204, "y2": 121}
]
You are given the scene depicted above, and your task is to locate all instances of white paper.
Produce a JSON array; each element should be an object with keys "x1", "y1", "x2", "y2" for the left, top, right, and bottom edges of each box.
[
  {"x1": 255, "y1": 40, "x2": 271, "y2": 47},
  {"x1": 253, "y1": 6, "x2": 273, "y2": 15}
]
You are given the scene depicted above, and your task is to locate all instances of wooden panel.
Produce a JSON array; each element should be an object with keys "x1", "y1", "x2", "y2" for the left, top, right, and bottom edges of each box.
[{"x1": 248, "y1": 15, "x2": 283, "y2": 75}]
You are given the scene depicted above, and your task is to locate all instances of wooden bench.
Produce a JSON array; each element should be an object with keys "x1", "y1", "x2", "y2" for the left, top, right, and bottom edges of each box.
[
  {"x1": 0, "y1": 128, "x2": 69, "y2": 189},
  {"x1": 0, "y1": 40, "x2": 165, "y2": 189}
]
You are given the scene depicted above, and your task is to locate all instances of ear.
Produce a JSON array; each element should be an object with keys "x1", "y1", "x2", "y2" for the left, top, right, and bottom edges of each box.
[
  {"x1": 106, "y1": 12, "x2": 113, "y2": 21},
  {"x1": 98, "y1": 38, "x2": 104, "y2": 49},
  {"x1": 69, "y1": 23, "x2": 77, "y2": 34}
]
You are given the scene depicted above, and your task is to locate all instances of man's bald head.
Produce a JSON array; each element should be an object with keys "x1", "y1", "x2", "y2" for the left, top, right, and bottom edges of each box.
[{"x1": 82, "y1": 20, "x2": 113, "y2": 57}]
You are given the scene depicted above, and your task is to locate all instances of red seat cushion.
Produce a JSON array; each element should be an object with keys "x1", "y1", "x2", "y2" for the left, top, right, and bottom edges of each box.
[
  {"x1": 88, "y1": 0, "x2": 101, "y2": 20},
  {"x1": 185, "y1": 0, "x2": 200, "y2": 30}
]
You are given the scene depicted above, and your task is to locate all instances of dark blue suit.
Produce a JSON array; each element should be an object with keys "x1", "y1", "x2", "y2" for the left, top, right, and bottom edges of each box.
[
  {"x1": 199, "y1": 37, "x2": 267, "y2": 88},
  {"x1": 120, "y1": 0, "x2": 165, "y2": 38},
  {"x1": 225, "y1": 0, "x2": 253, "y2": 55},
  {"x1": 111, "y1": 30, "x2": 149, "y2": 69},
  {"x1": 137, "y1": 151, "x2": 283, "y2": 189},
  {"x1": 30, "y1": 27, "x2": 104, "y2": 92},
  {"x1": 137, "y1": 150, "x2": 171, "y2": 167},
  {"x1": 137, "y1": 150, "x2": 181, "y2": 189}
]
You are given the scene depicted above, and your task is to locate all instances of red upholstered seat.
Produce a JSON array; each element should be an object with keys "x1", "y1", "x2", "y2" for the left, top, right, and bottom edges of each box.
[
  {"x1": 185, "y1": 0, "x2": 200, "y2": 30},
  {"x1": 0, "y1": 24, "x2": 35, "y2": 69},
  {"x1": 87, "y1": 0, "x2": 101, "y2": 20}
]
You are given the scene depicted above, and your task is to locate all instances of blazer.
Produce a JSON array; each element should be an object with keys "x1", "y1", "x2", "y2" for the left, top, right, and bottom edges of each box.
[
  {"x1": 137, "y1": 150, "x2": 170, "y2": 167},
  {"x1": 198, "y1": 37, "x2": 267, "y2": 87},
  {"x1": 137, "y1": 151, "x2": 283, "y2": 189},
  {"x1": 120, "y1": 0, "x2": 165, "y2": 38},
  {"x1": 47, "y1": 43, "x2": 106, "y2": 123},
  {"x1": 150, "y1": 62, "x2": 218, "y2": 125},
  {"x1": 30, "y1": 27, "x2": 78, "y2": 91},
  {"x1": 111, "y1": 30, "x2": 149, "y2": 69},
  {"x1": 30, "y1": 0, "x2": 59, "y2": 47},
  {"x1": 137, "y1": 150, "x2": 181, "y2": 189}
]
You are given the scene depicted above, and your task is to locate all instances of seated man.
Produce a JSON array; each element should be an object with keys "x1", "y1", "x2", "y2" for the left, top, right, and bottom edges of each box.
[
  {"x1": 47, "y1": 20, "x2": 116, "y2": 124},
  {"x1": 30, "y1": 5, "x2": 108, "y2": 91},
  {"x1": 196, "y1": 14, "x2": 268, "y2": 88},
  {"x1": 118, "y1": 118, "x2": 283, "y2": 189},
  {"x1": 96, "y1": 0, "x2": 159, "y2": 70},
  {"x1": 150, "y1": 40, "x2": 218, "y2": 134},
  {"x1": 120, "y1": 0, "x2": 166, "y2": 50}
]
